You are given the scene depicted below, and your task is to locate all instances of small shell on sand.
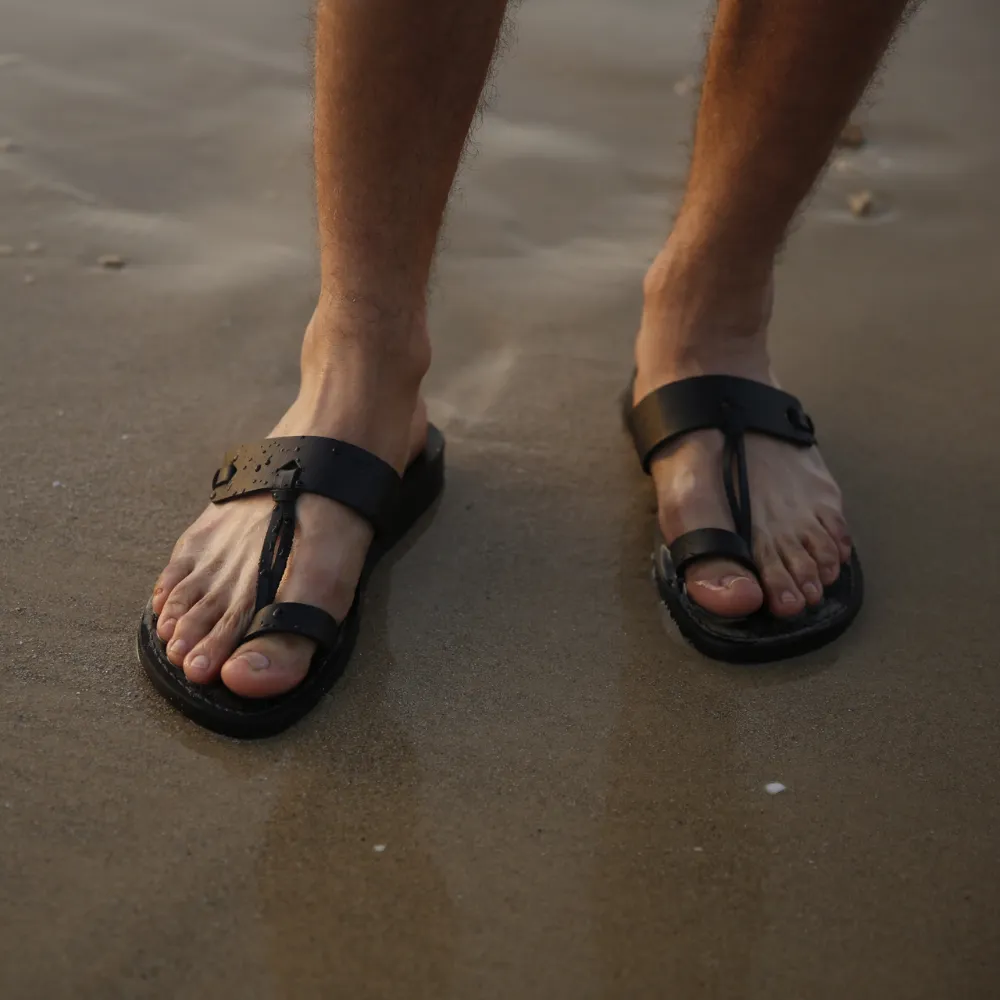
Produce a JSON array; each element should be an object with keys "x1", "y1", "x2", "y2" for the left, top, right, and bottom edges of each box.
[
  {"x1": 837, "y1": 122, "x2": 866, "y2": 149},
  {"x1": 98, "y1": 253, "x2": 127, "y2": 269},
  {"x1": 673, "y1": 75, "x2": 697, "y2": 97},
  {"x1": 765, "y1": 782, "x2": 787, "y2": 795},
  {"x1": 848, "y1": 191, "x2": 875, "y2": 218},
  {"x1": 25, "y1": 241, "x2": 42, "y2": 254},
  {"x1": 22, "y1": 273, "x2": 35, "y2": 285}
]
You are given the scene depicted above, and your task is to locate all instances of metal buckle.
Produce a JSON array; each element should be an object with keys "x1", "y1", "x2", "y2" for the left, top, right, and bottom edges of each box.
[
  {"x1": 787, "y1": 406, "x2": 815, "y2": 436},
  {"x1": 272, "y1": 459, "x2": 301, "y2": 501},
  {"x1": 211, "y1": 463, "x2": 237, "y2": 490}
]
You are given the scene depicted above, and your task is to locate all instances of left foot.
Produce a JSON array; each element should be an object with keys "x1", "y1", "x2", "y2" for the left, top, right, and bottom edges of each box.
[{"x1": 634, "y1": 244, "x2": 853, "y2": 620}]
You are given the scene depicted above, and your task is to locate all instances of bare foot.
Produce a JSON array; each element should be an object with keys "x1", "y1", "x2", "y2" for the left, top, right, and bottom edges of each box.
[
  {"x1": 150, "y1": 308, "x2": 429, "y2": 698},
  {"x1": 634, "y1": 247, "x2": 853, "y2": 619}
]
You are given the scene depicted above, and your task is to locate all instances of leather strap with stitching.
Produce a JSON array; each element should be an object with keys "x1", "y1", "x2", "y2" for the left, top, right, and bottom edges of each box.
[
  {"x1": 210, "y1": 436, "x2": 401, "y2": 538},
  {"x1": 627, "y1": 374, "x2": 815, "y2": 474}
]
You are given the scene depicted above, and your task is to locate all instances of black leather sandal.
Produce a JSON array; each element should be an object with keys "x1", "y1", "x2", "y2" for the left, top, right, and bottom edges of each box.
[
  {"x1": 624, "y1": 375, "x2": 862, "y2": 663},
  {"x1": 137, "y1": 426, "x2": 445, "y2": 738}
]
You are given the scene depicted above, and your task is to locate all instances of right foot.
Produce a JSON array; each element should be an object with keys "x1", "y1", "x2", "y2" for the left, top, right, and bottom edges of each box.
[
  {"x1": 634, "y1": 245, "x2": 853, "y2": 621},
  {"x1": 150, "y1": 308, "x2": 429, "y2": 699}
]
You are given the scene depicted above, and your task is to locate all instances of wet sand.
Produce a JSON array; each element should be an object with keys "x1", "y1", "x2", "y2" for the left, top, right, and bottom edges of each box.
[{"x1": 2, "y1": 0, "x2": 999, "y2": 997}]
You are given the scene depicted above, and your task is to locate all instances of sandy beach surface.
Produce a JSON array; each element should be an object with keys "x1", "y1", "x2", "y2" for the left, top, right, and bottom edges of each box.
[{"x1": 2, "y1": 0, "x2": 999, "y2": 997}]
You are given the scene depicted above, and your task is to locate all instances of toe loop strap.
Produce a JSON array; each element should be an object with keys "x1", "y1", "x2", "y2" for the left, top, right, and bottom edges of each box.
[
  {"x1": 669, "y1": 528, "x2": 759, "y2": 581},
  {"x1": 242, "y1": 602, "x2": 341, "y2": 653}
]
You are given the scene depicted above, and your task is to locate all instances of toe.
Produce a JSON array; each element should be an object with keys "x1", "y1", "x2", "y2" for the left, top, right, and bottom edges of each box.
[
  {"x1": 182, "y1": 601, "x2": 254, "y2": 685},
  {"x1": 220, "y1": 635, "x2": 315, "y2": 699},
  {"x1": 684, "y1": 557, "x2": 764, "y2": 618},
  {"x1": 817, "y1": 507, "x2": 853, "y2": 563},
  {"x1": 802, "y1": 522, "x2": 843, "y2": 588},
  {"x1": 166, "y1": 592, "x2": 226, "y2": 667},
  {"x1": 755, "y1": 536, "x2": 806, "y2": 617},
  {"x1": 778, "y1": 536, "x2": 823, "y2": 607},
  {"x1": 152, "y1": 559, "x2": 192, "y2": 616},
  {"x1": 156, "y1": 577, "x2": 205, "y2": 643}
]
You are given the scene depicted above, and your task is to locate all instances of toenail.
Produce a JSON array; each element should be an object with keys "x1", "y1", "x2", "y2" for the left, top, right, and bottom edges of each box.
[
  {"x1": 153, "y1": 586, "x2": 163, "y2": 597},
  {"x1": 696, "y1": 574, "x2": 750, "y2": 593},
  {"x1": 780, "y1": 591, "x2": 799, "y2": 605},
  {"x1": 802, "y1": 582, "x2": 820, "y2": 600},
  {"x1": 169, "y1": 638, "x2": 188, "y2": 657},
  {"x1": 188, "y1": 655, "x2": 209, "y2": 675},
  {"x1": 234, "y1": 651, "x2": 270, "y2": 671}
]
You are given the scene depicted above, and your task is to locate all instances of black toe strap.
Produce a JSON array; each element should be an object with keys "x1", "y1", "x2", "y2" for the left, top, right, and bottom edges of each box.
[
  {"x1": 242, "y1": 602, "x2": 341, "y2": 653},
  {"x1": 210, "y1": 436, "x2": 401, "y2": 537},
  {"x1": 626, "y1": 375, "x2": 816, "y2": 474},
  {"x1": 669, "y1": 528, "x2": 758, "y2": 580}
]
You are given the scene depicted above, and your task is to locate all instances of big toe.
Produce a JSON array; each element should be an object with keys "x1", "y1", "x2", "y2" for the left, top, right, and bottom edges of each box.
[
  {"x1": 220, "y1": 635, "x2": 315, "y2": 699},
  {"x1": 684, "y1": 558, "x2": 764, "y2": 618}
]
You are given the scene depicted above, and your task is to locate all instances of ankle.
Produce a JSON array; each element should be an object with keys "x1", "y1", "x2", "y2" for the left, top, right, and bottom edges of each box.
[
  {"x1": 285, "y1": 312, "x2": 427, "y2": 470},
  {"x1": 644, "y1": 219, "x2": 774, "y2": 316},
  {"x1": 302, "y1": 297, "x2": 432, "y2": 393},
  {"x1": 636, "y1": 232, "x2": 775, "y2": 390}
]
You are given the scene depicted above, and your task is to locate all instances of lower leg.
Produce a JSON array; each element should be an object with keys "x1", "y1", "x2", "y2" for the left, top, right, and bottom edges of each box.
[
  {"x1": 636, "y1": 0, "x2": 912, "y2": 617},
  {"x1": 300, "y1": 0, "x2": 513, "y2": 466},
  {"x1": 152, "y1": 0, "x2": 509, "y2": 696}
]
